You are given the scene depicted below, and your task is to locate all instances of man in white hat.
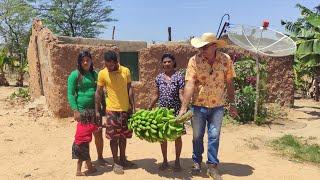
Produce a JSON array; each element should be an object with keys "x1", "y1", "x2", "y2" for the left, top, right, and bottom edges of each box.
[{"x1": 178, "y1": 32, "x2": 238, "y2": 179}]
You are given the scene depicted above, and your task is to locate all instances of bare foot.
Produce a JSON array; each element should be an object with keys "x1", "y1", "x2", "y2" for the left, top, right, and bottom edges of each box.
[
  {"x1": 174, "y1": 160, "x2": 182, "y2": 172},
  {"x1": 85, "y1": 167, "x2": 97, "y2": 175},
  {"x1": 159, "y1": 162, "x2": 169, "y2": 171},
  {"x1": 76, "y1": 172, "x2": 86, "y2": 176}
]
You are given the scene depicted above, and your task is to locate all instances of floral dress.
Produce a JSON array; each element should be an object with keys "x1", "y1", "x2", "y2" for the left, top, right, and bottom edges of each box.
[{"x1": 155, "y1": 71, "x2": 185, "y2": 116}]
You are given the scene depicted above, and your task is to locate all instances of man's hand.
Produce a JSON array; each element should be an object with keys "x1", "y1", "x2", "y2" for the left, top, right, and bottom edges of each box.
[
  {"x1": 229, "y1": 105, "x2": 238, "y2": 119},
  {"x1": 74, "y1": 110, "x2": 81, "y2": 121},
  {"x1": 177, "y1": 108, "x2": 187, "y2": 117}
]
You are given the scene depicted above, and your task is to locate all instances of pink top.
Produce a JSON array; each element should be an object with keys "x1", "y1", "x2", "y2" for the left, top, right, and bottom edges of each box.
[{"x1": 74, "y1": 122, "x2": 98, "y2": 145}]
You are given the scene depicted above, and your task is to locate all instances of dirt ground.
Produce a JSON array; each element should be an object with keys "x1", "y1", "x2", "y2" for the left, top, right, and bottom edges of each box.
[{"x1": 0, "y1": 86, "x2": 319, "y2": 180}]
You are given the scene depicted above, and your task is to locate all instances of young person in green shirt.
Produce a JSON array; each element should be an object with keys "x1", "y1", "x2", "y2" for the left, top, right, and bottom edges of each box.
[{"x1": 67, "y1": 50, "x2": 107, "y2": 167}]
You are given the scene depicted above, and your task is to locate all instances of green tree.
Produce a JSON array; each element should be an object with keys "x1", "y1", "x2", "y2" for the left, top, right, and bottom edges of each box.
[
  {"x1": 0, "y1": 0, "x2": 35, "y2": 86},
  {"x1": 36, "y1": 0, "x2": 116, "y2": 38},
  {"x1": 0, "y1": 47, "x2": 9, "y2": 86},
  {"x1": 281, "y1": 4, "x2": 320, "y2": 95}
]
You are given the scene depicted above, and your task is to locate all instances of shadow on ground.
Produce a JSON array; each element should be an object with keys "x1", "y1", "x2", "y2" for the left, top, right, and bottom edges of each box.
[{"x1": 110, "y1": 158, "x2": 256, "y2": 179}]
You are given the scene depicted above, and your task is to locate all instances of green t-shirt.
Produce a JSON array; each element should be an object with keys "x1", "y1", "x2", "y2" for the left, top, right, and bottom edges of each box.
[{"x1": 67, "y1": 70, "x2": 98, "y2": 112}]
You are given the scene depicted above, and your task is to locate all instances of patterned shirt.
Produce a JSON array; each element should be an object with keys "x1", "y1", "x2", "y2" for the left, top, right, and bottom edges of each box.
[
  {"x1": 155, "y1": 71, "x2": 185, "y2": 115},
  {"x1": 185, "y1": 51, "x2": 236, "y2": 108}
]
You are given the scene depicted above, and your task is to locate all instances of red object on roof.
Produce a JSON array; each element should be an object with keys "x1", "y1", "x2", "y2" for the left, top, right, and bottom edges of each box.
[{"x1": 263, "y1": 20, "x2": 269, "y2": 29}]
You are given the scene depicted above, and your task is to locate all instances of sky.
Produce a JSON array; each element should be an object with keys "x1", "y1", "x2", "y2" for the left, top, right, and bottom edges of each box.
[{"x1": 101, "y1": 0, "x2": 319, "y2": 43}]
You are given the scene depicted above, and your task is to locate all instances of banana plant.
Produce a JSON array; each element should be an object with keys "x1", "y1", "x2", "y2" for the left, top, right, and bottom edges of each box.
[{"x1": 281, "y1": 3, "x2": 320, "y2": 94}]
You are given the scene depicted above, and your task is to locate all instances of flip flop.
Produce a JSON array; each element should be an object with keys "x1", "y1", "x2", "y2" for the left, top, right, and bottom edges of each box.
[{"x1": 113, "y1": 164, "x2": 124, "y2": 175}]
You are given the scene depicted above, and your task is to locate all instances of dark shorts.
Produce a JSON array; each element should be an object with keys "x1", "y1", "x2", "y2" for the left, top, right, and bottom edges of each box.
[
  {"x1": 72, "y1": 142, "x2": 90, "y2": 161},
  {"x1": 105, "y1": 111, "x2": 132, "y2": 140}
]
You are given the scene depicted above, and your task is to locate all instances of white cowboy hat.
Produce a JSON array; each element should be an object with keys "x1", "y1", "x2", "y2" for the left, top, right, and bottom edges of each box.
[{"x1": 191, "y1": 32, "x2": 226, "y2": 48}]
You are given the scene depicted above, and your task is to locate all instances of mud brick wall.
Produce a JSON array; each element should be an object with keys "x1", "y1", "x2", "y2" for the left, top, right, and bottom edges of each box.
[
  {"x1": 134, "y1": 44, "x2": 198, "y2": 108},
  {"x1": 47, "y1": 45, "x2": 118, "y2": 117},
  {"x1": 135, "y1": 44, "x2": 294, "y2": 108},
  {"x1": 222, "y1": 46, "x2": 294, "y2": 106},
  {"x1": 27, "y1": 20, "x2": 119, "y2": 117},
  {"x1": 27, "y1": 20, "x2": 44, "y2": 97}
]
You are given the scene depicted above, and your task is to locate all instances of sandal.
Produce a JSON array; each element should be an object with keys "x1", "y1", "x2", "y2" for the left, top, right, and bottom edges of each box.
[{"x1": 113, "y1": 163, "x2": 124, "y2": 175}]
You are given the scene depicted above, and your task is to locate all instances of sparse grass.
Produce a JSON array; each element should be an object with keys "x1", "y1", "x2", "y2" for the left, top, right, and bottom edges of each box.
[
  {"x1": 266, "y1": 103, "x2": 288, "y2": 121},
  {"x1": 223, "y1": 113, "x2": 239, "y2": 126},
  {"x1": 244, "y1": 137, "x2": 262, "y2": 150},
  {"x1": 271, "y1": 135, "x2": 320, "y2": 164},
  {"x1": 246, "y1": 140, "x2": 260, "y2": 150},
  {"x1": 9, "y1": 87, "x2": 30, "y2": 101}
]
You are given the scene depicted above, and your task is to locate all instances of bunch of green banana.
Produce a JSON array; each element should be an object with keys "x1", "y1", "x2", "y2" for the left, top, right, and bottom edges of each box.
[{"x1": 128, "y1": 107, "x2": 192, "y2": 142}]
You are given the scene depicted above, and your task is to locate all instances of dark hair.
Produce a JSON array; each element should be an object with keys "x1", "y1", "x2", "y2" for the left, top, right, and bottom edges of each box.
[
  {"x1": 161, "y1": 53, "x2": 176, "y2": 68},
  {"x1": 77, "y1": 50, "x2": 94, "y2": 74},
  {"x1": 104, "y1": 50, "x2": 118, "y2": 62}
]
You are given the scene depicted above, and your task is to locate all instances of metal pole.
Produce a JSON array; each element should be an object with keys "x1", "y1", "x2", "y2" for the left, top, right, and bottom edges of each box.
[
  {"x1": 254, "y1": 57, "x2": 260, "y2": 122},
  {"x1": 112, "y1": 26, "x2": 115, "y2": 40},
  {"x1": 168, "y1": 27, "x2": 172, "y2": 41},
  {"x1": 254, "y1": 28, "x2": 264, "y2": 122}
]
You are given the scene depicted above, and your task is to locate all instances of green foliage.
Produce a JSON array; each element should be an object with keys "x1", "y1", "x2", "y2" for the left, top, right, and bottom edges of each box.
[
  {"x1": 234, "y1": 86, "x2": 256, "y2": 123},
  {"x1": 0, "y1": 0, "x2": 35, "y2": 86},
  {"x1": 0, "y1": 48, "x2": 10, "y2": 73},
  {"x1": 234, "y1": 58, "x2": 256, "y2": 90},
  {"x1": 222, "y1": 112, "x2": 238, "y2": 126},
  {"x1": 271, "y1": 135, "x2": 320, "y2": 164},
  {"x1": 10, "y1": 87, "x2": 31, "y2": 101},
  {"x1": 0, "y1": 0, "x2": 34, "y2": 58},
  {"x1": 282, "y1": 3, "x2": 320, "y2": 94},
  {"x1": 35, "y1": 0, "x2": 116, "y2": 38},
  {"x1": 232, "y1": 57, "x2": 268, "y2": 125}
]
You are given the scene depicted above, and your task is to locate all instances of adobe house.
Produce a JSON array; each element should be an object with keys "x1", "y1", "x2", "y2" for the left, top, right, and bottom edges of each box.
[
  {"x1": 27, "y1": 20, "x2": 294, "y2": 118},
  {"x1": 27, "y1": 20, "x2": 146, "y2": 117}
]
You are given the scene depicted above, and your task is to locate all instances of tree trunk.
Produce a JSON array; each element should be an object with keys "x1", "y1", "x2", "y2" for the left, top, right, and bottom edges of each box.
[
  {"x1": 0, "y1": 72, "x2": 9, "y2": 86},
  {"x1": 16, "y1": 72, "x2": 24, "y2": 87}
]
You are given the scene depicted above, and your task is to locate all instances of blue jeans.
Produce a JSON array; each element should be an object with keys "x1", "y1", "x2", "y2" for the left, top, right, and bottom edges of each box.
[{"x1": 191, "y1": 105, "x2": 224, "y2": 165}]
